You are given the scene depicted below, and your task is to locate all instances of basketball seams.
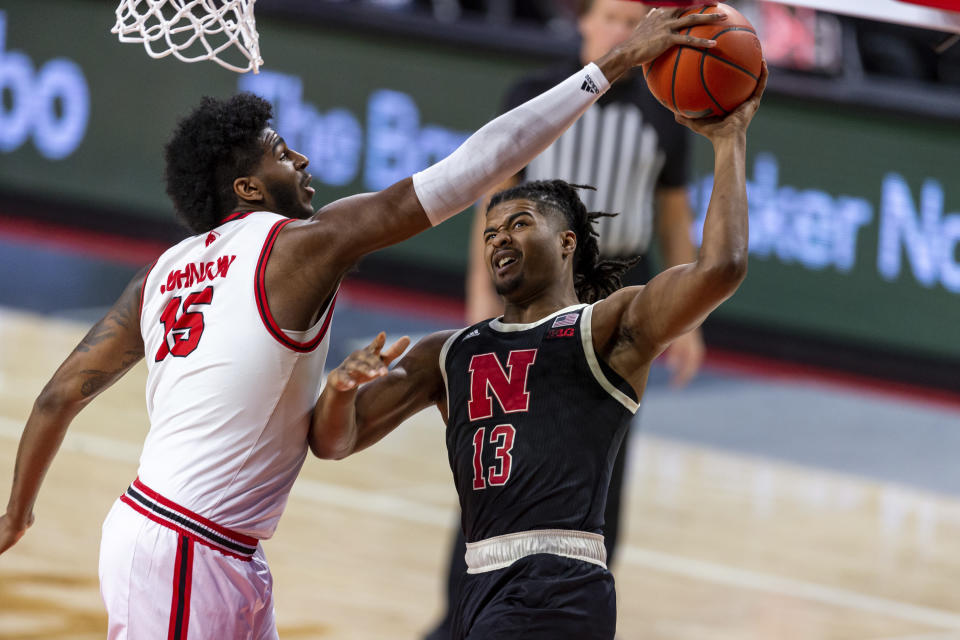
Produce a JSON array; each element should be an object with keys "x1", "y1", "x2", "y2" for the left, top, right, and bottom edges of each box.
[
  {"x1": 670, "y1": 46, "x2": 684, "y2": 113},
  {"x1": 698, "y1": 25, "x2": 757, "y2": 39},
  {"x1": 716, "y1": 25, "x2": 757, "y2": 35},
  {"x1": 698, "y1": 52, "x2": 730, "y2": 117},
  {"x1": 648, "y1": 4, "x2": 761, "y2": 118},
  {"x1": 677, "y1": 45, "x2": 760, "y2": 80},
  {"x1": 666, "y1": 5, "x2": 710, "y2": 113}
]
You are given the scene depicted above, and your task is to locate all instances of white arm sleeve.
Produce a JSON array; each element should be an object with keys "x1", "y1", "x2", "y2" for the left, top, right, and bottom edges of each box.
[{"x1": 412, "y1": 63, "x2": 611, "y2": 226}]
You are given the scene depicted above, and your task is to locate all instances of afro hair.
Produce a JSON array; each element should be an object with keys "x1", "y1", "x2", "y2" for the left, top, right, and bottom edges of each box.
[{"x1": 163, "y1": 93, "x2": 273, "y2": 234}]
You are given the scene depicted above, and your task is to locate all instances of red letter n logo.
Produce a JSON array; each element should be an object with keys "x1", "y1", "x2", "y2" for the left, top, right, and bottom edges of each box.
[{"x1": 467, "y1": 349, "x2": 537, "y2": 421}]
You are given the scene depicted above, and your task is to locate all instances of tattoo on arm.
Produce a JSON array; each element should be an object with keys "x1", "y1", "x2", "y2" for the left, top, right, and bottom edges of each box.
[
  {"x1": 75, "y1": 289, "x2": 138, "y2": 353},
  {"x1": 71, "y1": 267, "x2": 147, "y2": 397},
  {"x1": 78, "y1": 350, "x2": 143, "y2": 398}
]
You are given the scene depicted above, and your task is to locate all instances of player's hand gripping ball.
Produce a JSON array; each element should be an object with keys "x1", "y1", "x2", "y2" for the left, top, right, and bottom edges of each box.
[{"x1": 642, "y1": 3, "x2": 763, "y2": 118}]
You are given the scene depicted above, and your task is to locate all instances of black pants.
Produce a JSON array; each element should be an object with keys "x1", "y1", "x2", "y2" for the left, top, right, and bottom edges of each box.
[
  {"x1": 424, "y1": 425, "x2": 632, "y2": 640},
  {"x1": 452, "y1": 554, "x2": 616, "y2": 640}
]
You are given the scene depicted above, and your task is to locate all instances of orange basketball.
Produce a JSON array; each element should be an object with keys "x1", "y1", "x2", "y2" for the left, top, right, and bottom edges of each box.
[{"x1": 642, "y1": 3, "x2": 763, "y2": 118}]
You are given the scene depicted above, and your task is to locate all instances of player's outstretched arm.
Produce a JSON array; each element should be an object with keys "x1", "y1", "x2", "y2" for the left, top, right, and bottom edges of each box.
[
  {"x1": 309, "y1": 331, "x2": 453, "y2": 459},
  {"x1": 0, "y1": 269, "x2": 147, "y2": 554},
  {"x1": 593, "y1": 64, "x2": 767, "y2": 379},
  {"x1": 309, "y1": 332, "x2": 409, "y2": 459},
  {"x1": 274, "y1": 6, "x2": 727, "y2": 298}
]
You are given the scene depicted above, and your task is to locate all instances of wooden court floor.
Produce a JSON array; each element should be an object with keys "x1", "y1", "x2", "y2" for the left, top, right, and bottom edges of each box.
[{"x1": 2, "y1": 307, "x2": 960, "y2": 639}]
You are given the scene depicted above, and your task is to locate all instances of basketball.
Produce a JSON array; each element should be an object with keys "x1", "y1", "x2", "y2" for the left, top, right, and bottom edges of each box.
[{"x1": 642, "y1": 3, "x2": 763, "y2": 118}]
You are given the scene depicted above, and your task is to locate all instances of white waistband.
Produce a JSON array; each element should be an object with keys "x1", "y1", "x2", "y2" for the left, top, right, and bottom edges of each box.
[{"x1": 464, "y1": 529, "x2": 607, "y2": 574}]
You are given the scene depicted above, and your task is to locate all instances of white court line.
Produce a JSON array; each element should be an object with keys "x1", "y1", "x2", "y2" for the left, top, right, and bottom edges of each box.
[
  {"x1": 3, "y1": 416, "x2": 960, "y2": 631},
  {"x1": 622, "y1": 547, "x2": 960, "y2": 631}
]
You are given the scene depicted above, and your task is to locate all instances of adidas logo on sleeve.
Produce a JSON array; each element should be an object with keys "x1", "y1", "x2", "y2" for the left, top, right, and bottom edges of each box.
[{"x1": 581, "y1": 75, "x2": 600, "y2": 95}]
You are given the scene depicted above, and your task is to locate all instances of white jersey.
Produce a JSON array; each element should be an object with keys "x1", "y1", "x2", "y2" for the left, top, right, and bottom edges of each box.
[{"x1": 137, "y1": 211, "x2": 335, "y2": 540}]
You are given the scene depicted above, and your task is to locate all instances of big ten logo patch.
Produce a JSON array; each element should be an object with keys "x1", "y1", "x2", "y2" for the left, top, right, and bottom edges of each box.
[
  {"x1": 547, "y1": 326, "x2": 575, "y2": 339},
  {"x1": 547, "y1": 311, "x2": 579, "y2": 339}
]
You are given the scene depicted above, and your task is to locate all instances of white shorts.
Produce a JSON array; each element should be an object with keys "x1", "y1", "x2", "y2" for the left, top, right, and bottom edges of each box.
[{"x1": 98, "y1": 478, "x2": 278, "y2": 640}]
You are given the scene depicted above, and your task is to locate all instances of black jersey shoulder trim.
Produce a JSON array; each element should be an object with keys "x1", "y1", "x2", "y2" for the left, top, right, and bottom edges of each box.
[
  {"x1": 439, "y1": 326, "x2": 474, "y2": 407},
  {"x1": 578, "y1": 304, "x2": 639, "y2": 414}
]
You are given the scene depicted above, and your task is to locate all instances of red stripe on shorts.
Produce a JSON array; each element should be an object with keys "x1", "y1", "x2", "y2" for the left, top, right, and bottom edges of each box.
[{"x1": 168, "y1": 534, "x2": 193, "y2": 640}]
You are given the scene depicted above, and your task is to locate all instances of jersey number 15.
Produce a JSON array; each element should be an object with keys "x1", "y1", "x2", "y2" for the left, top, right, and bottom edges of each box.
[{"x1": 155, "y1": 286, "x2": 214, "y2": 362}]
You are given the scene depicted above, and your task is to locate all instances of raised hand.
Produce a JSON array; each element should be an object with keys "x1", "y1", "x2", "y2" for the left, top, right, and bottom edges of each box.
[
  {"x1": 596, "y1": 2, "x2": 726, "y2": 80},
  {"x1": 675, "y1": 61, "x2": 768, "y2": 141},
  {"x1": 327, "y1": 332, "x2": 410, "y2": 392}
]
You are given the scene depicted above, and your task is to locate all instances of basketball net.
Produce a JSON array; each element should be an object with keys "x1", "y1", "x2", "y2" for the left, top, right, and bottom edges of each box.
[{"x1": 111, "y1": 0, "x2": 263, "y2": 74}]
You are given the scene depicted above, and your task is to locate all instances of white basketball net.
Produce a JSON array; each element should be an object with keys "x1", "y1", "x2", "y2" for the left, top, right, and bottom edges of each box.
[{"x1": 111, "y1": 0, "x2": 263, "y2": 74}]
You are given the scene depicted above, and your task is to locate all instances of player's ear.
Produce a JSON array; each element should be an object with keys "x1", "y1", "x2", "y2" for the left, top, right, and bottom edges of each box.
[
  {"x1": 234, "y1": 176, "x2": 265, "y2": 203},
  {"x1": 560, "y1": 230, "x2": 577, "y2": 257}
]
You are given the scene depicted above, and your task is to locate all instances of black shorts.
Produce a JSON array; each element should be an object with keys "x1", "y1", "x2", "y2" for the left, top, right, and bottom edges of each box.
[{"x1": 451, "y1": 553, "x2": 616, "y2": 640}]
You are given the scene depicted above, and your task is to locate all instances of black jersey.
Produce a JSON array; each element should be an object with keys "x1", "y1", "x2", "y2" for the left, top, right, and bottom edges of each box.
[
  {"x1": 503, "y1": 62, "x2": 690, "y2": 265},
  {"x1": 441, "y1": 304, "x2": 638, "y2": 543}
]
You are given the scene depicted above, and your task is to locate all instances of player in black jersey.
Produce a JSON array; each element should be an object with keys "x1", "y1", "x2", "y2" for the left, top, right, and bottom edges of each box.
[{"x1": 311, "y1": 66, "x2": 767, "y2": 639}]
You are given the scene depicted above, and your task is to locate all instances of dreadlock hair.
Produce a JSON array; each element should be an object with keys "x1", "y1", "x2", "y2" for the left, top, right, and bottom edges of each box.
[
  {"x1": 163, "y1": 93, "x2": 273, "y2": 234},
  {"x1": 488, "y1": 179, "x2": 641, "y2": 304}
]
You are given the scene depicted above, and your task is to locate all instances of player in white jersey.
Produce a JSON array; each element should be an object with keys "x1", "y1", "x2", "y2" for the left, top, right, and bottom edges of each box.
[{"x1": 0, "y1": 10, "x2": 726, "y2": 639}]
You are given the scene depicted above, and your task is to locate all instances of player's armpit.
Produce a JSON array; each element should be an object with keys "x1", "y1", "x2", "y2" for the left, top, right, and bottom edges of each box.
[
  {"x1": 591, "y1": 253, "x2": 744, "y2": 385},
  {"x1": 587, "y1": 286, "x2": 655, "y2": 387}
]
